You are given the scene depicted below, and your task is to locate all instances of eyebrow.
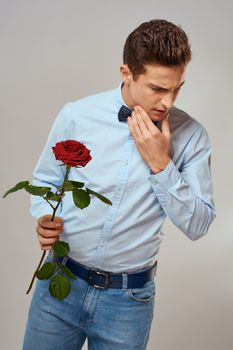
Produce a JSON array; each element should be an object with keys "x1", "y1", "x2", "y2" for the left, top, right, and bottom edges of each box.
[{"x1": 148, "y1": 80, "x2": 185, "y2": 91}]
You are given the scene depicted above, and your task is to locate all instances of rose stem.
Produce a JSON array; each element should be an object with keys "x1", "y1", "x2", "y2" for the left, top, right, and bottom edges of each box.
[{"x1": 26, "y1": 165, "x2": 71, "y2": 294}]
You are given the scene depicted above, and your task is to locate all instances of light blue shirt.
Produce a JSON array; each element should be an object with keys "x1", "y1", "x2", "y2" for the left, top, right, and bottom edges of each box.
[{"x1": 30, "y1": 83, "x2": 216, "y2": 272}]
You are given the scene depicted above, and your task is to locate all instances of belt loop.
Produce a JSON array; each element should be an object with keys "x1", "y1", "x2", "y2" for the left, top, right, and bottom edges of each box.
[
  {"x1": 61, "y1": 255, "x2": 68, "y2": 265},
  {"x1": 122, "y1": 273, "x2": 128, "y2": 290},
  {"x1": 47, "y1": 250, "x2": 53, "y2": 261},
  {"x1": 51, "y1": 249, "x2": 56, "y2": 261}
]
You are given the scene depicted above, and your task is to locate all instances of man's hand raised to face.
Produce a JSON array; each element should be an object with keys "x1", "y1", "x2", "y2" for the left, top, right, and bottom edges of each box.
[{"x1": 127, "y1": 105, "x2": 171, "y2": 174}]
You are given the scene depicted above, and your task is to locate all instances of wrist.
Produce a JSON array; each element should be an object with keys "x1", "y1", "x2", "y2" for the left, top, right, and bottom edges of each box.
[{"x1": 150, "y1": 157, "x2": 171, "y2": 174}]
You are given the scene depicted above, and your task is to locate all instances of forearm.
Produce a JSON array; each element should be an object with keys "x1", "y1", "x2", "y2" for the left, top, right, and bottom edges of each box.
[
  {"x1": 29, "y1": 179, "x2": 63, "y2": 220},
  {"x1": 149, "y1": 160, "x2": 216, "y2": 240}
]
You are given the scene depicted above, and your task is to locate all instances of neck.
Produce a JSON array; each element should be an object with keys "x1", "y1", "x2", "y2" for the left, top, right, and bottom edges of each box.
[{"x1": 121, "y1": 82, "x2": 135, "y2": 110}]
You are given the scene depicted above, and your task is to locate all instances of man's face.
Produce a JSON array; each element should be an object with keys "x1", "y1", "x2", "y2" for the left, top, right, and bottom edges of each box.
[{"x1": 120, "y1": 63, "x2": 186, "y2": 122}]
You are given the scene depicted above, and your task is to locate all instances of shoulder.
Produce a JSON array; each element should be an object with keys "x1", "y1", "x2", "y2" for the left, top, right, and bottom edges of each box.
[
  {"x1": 64, "y1": 87, "x2": 117, "y2": 113},
  {"x1": 168, "y1": 106, "x2": 212, "y2": 163},
  {"x1": 170, "y1": 106, "x2": 204, "y2": 131},
  {"x1": 54, "y1": 86, "x2": 119, "y2": 137},
  {"x1": 169, "y1": 105, "x2": 209, "y2": 141}
]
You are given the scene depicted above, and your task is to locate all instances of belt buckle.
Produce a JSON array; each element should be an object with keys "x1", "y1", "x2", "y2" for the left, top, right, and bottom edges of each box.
[{"x1": 88, "y1": 269, "x2": 110, "y2": 289}]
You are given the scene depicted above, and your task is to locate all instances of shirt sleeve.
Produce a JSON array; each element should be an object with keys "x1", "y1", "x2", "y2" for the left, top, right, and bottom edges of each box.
[
  {"x1": 29, "y1": 103, "x2": 71, "y2": 220},
  {"x1": 148, "y1": 126, "x2": 216, "y2": 240}
]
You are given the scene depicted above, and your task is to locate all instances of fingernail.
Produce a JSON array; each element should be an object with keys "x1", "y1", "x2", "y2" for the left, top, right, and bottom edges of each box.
[{"x1": 56, "y1": 223, "x2": 62, "y2": 227}]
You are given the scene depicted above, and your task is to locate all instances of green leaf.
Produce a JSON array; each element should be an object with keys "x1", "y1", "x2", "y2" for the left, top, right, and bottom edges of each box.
[
  {"x1": 3, "y1": 180, "x2": 30, "y2": 198},
  {"x1": 63, "y1": 180, "x2": 75, "y2": 191},
  {"x1": 36, "y1": 262, "x2": 56, "y2": 280},
  {"x1": 25, "y1": 185, "x2": 51, "y2": 196},
  {"x1": 49, "y1": 274, "x2": 71, "y2": 300},
  {"x1": 86, "y1": 188, "x2": 112, "y2": 205},
  {"x1": 72, "y1": 188, "x2": 90, "y2": 209},
  {"x1": 69, "y1": 180, "x2": 84, "y2": 188},
  {"x1": 57, "y1": 263, "x2": 77, "y2": 280},
  {"x1": 45, "y1": 191, "x2": 61, "y2": 202},
  {"x1": 54, "y1": 240, "x2": 70, "y2": 257}
]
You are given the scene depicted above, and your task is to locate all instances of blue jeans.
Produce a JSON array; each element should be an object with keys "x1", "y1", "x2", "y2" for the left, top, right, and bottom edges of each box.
[{"x1": 22, "y1": 255, "x2": 156, "y2": 350}]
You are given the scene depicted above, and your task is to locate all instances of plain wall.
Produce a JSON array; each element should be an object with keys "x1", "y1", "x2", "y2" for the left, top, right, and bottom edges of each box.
[{"x1": 1, "y1": 0, "x2": 232, "y2": 349}]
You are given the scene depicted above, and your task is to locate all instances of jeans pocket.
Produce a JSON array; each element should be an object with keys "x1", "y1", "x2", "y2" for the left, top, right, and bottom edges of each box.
[
  {"x1": 28, "y1": 253, "x2": 54, "y2": 313},
  {"x1": 126, "y1": 280, "x2": 156, "y2": 304}
]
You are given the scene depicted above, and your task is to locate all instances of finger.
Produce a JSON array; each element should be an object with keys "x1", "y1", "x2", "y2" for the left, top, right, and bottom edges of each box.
[
  {"x1": 161, "y1": 114, "x2": 171, "y2": 140},
  {"x1": 127, "y1": 116, "x2": 134, "y2": 135},
  {"x1": 127, "y1": 117, "x2": 137, "y2": 141},
  {"x1": 130, "y1": 111, "x2": 142, "y2": 139},
  {"x1": 127, "y1": 114, "x2": 140, "y2": 141},
  {"x1": 133, "y1": 107, "x2": 150, "y2": 137},
  {"x1": 38, "y1": 235, "x2": 59, "y2": 245},
  {"x1": 136, "y1": 105, "x2": 160, "y2": 134},
  {"x1": 39, "y1": 214, "x2": 64, "y2": 224},
  {"x1": 36, "y1": 225, "x2": 63, "y2": 238},
  {"x1": 38, "y1": 215, "x2": 64, "y2": 229},
  {"x1": 40, "y1": 244, "x2": 54, "y2": 251}
]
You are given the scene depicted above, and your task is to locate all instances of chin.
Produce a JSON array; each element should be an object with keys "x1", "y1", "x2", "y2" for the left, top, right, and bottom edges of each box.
[
  {"x1": 149, "y1": 109, "x2": 168, "y2": 122},
  {"x1": 148, "y1": 113, "x2": 163, "y2": 122}
]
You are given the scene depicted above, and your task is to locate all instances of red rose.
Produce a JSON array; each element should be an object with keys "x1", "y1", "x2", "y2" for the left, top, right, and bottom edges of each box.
[{"x1": 52, "y1": 140, "x2": 92, "y2": 167}]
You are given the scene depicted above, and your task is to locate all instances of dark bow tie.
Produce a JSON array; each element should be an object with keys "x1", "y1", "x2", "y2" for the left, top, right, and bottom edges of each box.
[
  {"x1": 118, "y1": 105, "x2": 158, "y2": 126},
  {"x1": 118, "y1": 105, "x2": 133, "y2": 122}
]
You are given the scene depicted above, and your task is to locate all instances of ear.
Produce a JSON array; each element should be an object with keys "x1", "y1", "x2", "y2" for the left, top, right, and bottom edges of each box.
[{"x1": 120, "y1": 64, "x2": 132, "y2": 84}]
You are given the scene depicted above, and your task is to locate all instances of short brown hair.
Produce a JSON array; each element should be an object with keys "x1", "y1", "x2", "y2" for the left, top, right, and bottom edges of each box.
[{"x1": 123, "y1": 19, "x2": 192, "y2": 80}]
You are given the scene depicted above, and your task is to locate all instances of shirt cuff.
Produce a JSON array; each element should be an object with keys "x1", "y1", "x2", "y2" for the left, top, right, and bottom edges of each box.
[
  {"x1": 148, "y1": 160, "x2": 181, "y2": 193},
  {"x1": 29, "y1": 200, "x2": 63, "y2": 220}
]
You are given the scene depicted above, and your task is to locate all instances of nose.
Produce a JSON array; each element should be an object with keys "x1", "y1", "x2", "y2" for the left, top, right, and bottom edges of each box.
[{"x1": 161, "y1": 92, "x2": 174, "y2": 110}]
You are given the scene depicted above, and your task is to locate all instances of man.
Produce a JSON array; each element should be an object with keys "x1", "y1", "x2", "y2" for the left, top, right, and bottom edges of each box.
[{"x1": 23, "y1": 19, "x2": 216, "y2": 349}]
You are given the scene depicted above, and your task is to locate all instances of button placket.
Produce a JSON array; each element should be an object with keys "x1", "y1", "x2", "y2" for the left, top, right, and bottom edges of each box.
[{"x1": 93, "y1": 137, "x2": 134, "y2": 269}]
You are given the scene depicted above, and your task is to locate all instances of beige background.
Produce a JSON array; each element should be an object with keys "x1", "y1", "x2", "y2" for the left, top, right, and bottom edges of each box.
[{"x1": 1, "y1": 0, "x2": 233, "y2": 349}]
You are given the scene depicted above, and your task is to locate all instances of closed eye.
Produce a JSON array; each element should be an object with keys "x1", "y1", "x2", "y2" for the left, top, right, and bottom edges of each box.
[
  {"x1": 151, "y1": 86, "x2": 182, "y2": 93},
  {"x1": 149, "y1": 81, "x2": 185, "y2": 93},
  {"x1": 151, "y1": 87, "x2": 166, "y2": 93}
]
